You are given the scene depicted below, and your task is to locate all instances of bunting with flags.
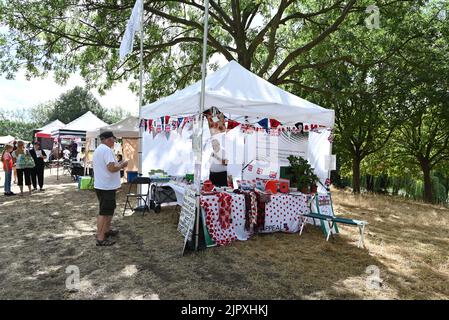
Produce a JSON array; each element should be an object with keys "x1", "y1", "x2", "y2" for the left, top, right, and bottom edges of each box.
[
  {"x1": 139, "y1": 115, "x2": 327, "y2": 139},
  {"x1": 257, "y1": 118, "x2": 269, "y2": 132}
]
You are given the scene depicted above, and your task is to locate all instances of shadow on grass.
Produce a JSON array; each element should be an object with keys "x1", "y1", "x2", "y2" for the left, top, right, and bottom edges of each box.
[{"x1": 3, "y1": 176, "x2": 445, "y2": 299}]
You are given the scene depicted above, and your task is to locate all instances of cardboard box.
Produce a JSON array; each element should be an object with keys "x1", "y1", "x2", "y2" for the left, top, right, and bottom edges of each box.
[{"x1": 279, "y1": 178, "x2": 290, "y2": 193}]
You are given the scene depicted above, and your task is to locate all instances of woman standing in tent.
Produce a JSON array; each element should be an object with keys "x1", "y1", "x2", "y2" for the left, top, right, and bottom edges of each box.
[{"x1": 209, "y1": 139, "x2": 229, "y2": 187}]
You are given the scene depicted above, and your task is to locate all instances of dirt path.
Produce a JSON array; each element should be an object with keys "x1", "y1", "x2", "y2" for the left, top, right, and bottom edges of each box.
[{"x1": 0, "y1": 170, "x2": 448, "y2": 299}]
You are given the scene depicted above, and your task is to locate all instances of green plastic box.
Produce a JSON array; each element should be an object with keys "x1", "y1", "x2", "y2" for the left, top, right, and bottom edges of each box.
[{"x1": 79, "y1": 176, "x2": 94, "y2": 190}]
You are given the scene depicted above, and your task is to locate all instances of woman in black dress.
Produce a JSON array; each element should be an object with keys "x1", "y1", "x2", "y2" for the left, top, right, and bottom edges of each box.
[{"x1": 29, "y1": 142, "x2": 47, "y2": 191}]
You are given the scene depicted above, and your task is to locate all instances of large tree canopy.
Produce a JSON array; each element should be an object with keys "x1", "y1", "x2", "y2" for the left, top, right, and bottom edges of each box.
[
  {"x1": 2, "y1": 0, "x2": 449, "y2": 203},
  {"x1": 0, "y1": 0, "x2": 417, "y2": 102}
]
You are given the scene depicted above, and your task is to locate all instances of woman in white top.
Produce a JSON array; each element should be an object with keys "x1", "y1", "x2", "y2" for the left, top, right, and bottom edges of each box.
[
  {"x1": 63, "y1": 146, "x2": 71, "y2": 160},
  {"x1": 209, "y1": 139, "x2": 228, "y2": 187}
]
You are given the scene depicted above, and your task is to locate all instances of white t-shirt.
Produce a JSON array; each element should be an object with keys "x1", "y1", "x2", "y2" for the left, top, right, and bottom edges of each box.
[
  {"x1": 210, "y1": 148, "x2": 227, "y2": 173},
  {"x1": 92, "y1": 144, "x2": 121, "y2": 190},
  {"x1": 63, "y1": 149, "x2": 71, "y2": 159}
]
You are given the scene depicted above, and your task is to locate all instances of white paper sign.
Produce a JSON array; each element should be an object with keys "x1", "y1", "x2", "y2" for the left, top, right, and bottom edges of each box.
[
  {"x1": 177, "y1": 188, "x2": 197, "y2": 241},
  {"x1": 324, "y1": 155, "x2": 337, "y2": 171}
]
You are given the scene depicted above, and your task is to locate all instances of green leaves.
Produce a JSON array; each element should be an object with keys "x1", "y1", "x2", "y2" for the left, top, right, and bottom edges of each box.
[{"x1": 0, "y1": 0, "x2": 365, "y2": 100}]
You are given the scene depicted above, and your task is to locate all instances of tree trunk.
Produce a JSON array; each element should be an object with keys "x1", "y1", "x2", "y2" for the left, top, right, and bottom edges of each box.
[
  {"x1": 352, "y1": 156, "x2": 361, "y2": 194},
  {"x1": 420, "y1": 159, "x2": 432, "y2": 203},
  {"x1": 366, "y1": 174, "x2": 374, "y2": 193}
]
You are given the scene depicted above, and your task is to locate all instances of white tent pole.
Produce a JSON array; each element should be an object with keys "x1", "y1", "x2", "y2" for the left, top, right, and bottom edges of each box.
[
  {"x1": 328, "y1": 129, "x2": 333, "y2": 187},
  {"x1": 57, "y1": 138, "x2": 60, "y2": 180},
  {"x1": 194, "y1": 0, "x2": 210, "y2": 251},
  {"x1": 84, "y1": 138, "x2": 89, "y2": 176},
  {"x1": 138, "y1": 0, "x2": 144, "y2": 180}
]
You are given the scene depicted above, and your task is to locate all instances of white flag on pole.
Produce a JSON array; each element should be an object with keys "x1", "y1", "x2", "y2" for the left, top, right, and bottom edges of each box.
[{"x1": 119, "y1": 0, "x2": 143, "y2": 60}]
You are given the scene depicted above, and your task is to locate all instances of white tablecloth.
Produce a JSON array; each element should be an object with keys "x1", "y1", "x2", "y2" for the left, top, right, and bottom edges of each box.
[
  {"x1": 258, "y1": 193, "x2": 310, "y2": 233},
  {"x1": 164, "y1": 182, "x2": 188, "y2": 206}
]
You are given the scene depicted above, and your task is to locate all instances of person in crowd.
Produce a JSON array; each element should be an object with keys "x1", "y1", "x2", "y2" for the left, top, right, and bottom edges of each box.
[
  {"x1": 49, "y1": 142, "x2": 58, "y2": 161},
  {"x1": 71, "y1": 142, "x2": 78, "y2": 160},
  {"x1": 11, "y1": 141, "x2": 33, "y2": 196},
  {"x1": 12, "y1": 141, "x2": 17, "y2": 184},
  {"x1": 63, "y1": 146, "x2": 71, "y2": 160},
  {"x1": 209, "y1": 138, "x2": 228, "y2": 187},
  {"x1": 77, "y1": 147, "x2": 86, "y2": 163},
  {"x1": 29, "y1": 142, "x2": 47, "y2": 191},
  {"x1": 93, "y1": 131, "x2": 128, "y2": 246},
  {"x1": 1, "y1": 144, "x2": 15, "y2": 196},
  {"x1": 117, "y1": 154, "x2": 125, "y2": 180}
]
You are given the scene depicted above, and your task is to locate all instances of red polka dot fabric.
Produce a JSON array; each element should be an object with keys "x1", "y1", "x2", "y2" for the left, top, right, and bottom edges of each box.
[
  {"x1": 200, "y1": 193, "x2": 312, "y2": 245},
  {"x1": 200, "y1": 194, "x2": 249, "y2": 246}
]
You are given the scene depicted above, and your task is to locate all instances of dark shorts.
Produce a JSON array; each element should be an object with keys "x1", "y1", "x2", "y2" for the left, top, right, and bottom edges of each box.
[{"x1": 95, "y1": 189, "x2": 117, "y2": 216}]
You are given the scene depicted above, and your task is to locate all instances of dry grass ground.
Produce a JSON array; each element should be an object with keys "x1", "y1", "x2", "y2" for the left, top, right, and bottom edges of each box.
[{"x1": 0, "y1": 170, "x2": 448, "y2": 299}]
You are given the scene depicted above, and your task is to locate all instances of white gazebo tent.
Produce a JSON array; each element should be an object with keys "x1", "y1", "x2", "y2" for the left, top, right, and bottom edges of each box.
[
  {"x1": 141, "y1": 60, "x2": 335, "y2": 251},
  {"x1": 86, "y1": 115, "x2": 139, "y2": 138},
  {"x1": 141, "y1": 60, "x2": 334, "y2": 184},
  {"x1": 34, "y1": 119, "x2": 66, "y2": 156},
  {"x1": 51, "y1": 111, "x2": 108, "y2": 179},
  {"x1": 85, "y1": 116, "x2": 139, "y2": 176},
  {"x1": 34, "y1": 119, "x2": 66, "y2": 139},
  {"x1": 141, "y1": 60, "x2": 334, "y2": 126},
  {"x1": 0, "y1": 135, "x2": 15, "y2": 148},
  {"x1": 51, "y1": 111, "x2": 108, "y2": 139}
]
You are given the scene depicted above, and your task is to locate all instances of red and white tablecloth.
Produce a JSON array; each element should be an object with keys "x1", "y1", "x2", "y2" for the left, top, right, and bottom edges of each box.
[
  {"x1": 258, "y1": 193, "x2": 310, "y2": 233},
  {"x1": 200, "y1": 194, "x2": 249, "y2": 246}
]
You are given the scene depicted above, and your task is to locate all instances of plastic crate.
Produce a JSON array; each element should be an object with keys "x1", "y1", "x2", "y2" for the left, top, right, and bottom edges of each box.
[{"x1": 79, "y1": 176, "x2": 94, "y2": 190}]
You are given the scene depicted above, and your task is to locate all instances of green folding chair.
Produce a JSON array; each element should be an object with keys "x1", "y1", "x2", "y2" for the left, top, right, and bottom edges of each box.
[{"x1": 300, "y1": 192, "x2": 368, "y2": 248}]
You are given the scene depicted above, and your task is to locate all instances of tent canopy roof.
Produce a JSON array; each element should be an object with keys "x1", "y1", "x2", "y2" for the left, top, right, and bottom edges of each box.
[
  {"x1": 141, "y1": 60, "x2": 334, "y2": 127},
  {"x1": 0, "y1": 135, "x2": 16, "y2": 144},
  {"x1": 52, "y1": 111, "x2": 108, "y2": 138},
  {"x1": 36, "y1": 119, "x2": 65, "y2": 133},
  {"x1": 61, "y1": 111, "x2": 108, "y2": 131},
  {"x1": 86, "y1": 116, "x2": 139, "y2": 138}
]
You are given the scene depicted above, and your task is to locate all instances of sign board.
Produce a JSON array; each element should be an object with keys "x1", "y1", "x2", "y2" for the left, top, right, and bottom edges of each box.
[
  {"x1": 243, "y1": 160, "x2": 280, "y2": 180},
  {"x1": 311, "y1": 193, "x2": 339, "y2": 236},
  {"x1": 177, "y1": 187, "x2": 197, "y2": 254},
  {"x1": 324, "y1": 154, "x2": 337, "y2": 171},
  {"x1": 256, "y1": 131, "x2": 308, "y2": 167}
]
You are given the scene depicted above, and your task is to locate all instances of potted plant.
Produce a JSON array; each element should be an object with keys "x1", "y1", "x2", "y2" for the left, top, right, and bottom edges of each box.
[
  {"x1": 309, "y1": 170, "x2": 319, "y2": 194},
  {"x1": 287, "y1": 155, "x2": 317, "y2": 193}
]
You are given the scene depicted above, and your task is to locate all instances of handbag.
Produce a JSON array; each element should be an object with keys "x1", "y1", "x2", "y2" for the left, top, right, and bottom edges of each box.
[{"x1": 16, "y1": 152, "x2": 35, "y2": 169}]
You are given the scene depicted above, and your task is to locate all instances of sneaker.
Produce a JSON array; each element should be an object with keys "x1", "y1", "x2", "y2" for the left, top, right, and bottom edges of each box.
[
  {"x1": 8, "y1": 192, "x2": 16, "y2": 196},
  {"x1": 40, "y1": 188, "x2": 45, "y2": 192},
  {"x1": 96, "y1": 239, "x2": 116, "y2": 246},
  {"x1": 105, "y1": 229, "x2": 120, "y2": 238}
]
